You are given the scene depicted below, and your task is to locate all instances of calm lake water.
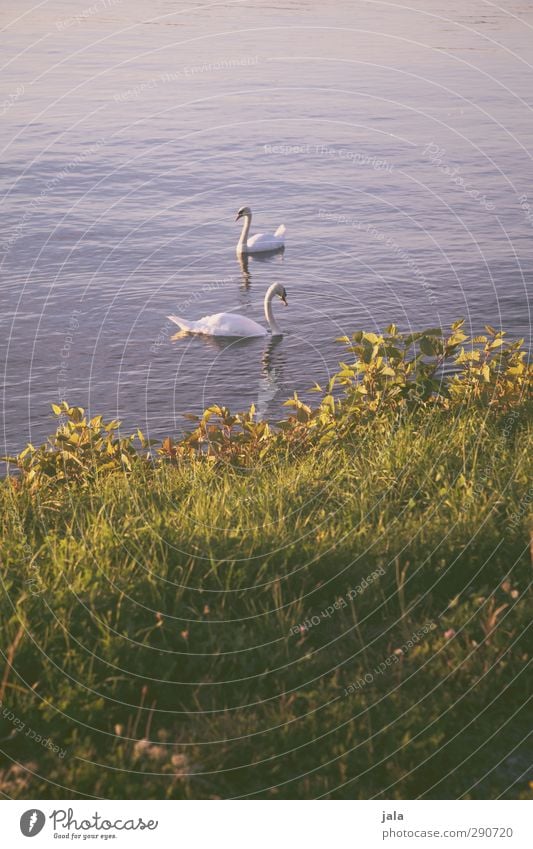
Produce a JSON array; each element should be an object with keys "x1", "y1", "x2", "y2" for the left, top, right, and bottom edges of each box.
[{"x1": 1, "y1": 0, "x2": 532, "y2": 455}]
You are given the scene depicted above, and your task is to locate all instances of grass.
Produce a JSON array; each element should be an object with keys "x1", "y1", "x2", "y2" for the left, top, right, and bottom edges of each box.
[
  {"x1": 0, "y1": 323, "x2": 531, "y2": 798},
  {"x1": 0, "y1": 405, "x2": 531, "y2": 799}
]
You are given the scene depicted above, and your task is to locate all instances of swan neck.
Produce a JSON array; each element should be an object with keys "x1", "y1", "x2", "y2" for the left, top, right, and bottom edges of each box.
[
  {"x1": 264, "y1": 286, "x2": 282, "y2": 336},
  {"x1": 237, "y1": 214, "x2": 251, "y2": 252}
]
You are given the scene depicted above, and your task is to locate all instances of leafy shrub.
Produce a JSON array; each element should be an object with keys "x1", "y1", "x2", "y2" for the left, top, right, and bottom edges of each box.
[
  {"x1": 332, "y1": 320, "x2": 530, "y2": 411},
  {"x1": 3, "y1": 322, "x2": 531, "y2": 485},
  {"x1": 2, "y1": 402, "x2": 155, "y2": 492}
]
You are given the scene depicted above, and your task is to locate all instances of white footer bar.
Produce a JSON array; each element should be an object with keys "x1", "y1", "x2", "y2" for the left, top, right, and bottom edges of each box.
[{"x1": 3, "y1": 799, "x2": 532, "y2": 848}]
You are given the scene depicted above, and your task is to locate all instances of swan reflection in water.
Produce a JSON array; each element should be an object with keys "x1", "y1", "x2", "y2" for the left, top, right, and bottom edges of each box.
[
  {"x1": 237, "y1": 253, "x2": 252, "y2": 290},
  {"x1": 169, "y1": 333, "x2": 286, "y2": 421},
  {"x1": 256, "y1": 335, "x2": 286, "y2": 421},
  {"x1": 237, "y1": 246, "x2": 285, "y2": 290}
]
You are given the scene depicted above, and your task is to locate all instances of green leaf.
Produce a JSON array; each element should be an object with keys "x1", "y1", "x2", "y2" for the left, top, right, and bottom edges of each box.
[
  {"x1": 419, "y1": 336, "x2": 436, "y2": 356},
  {"x1": 70, "y1": 406, "x2": 84, "y2": 423},
  {"x1": 384, "y1": 346, "x2": 403, "y2": 360},
  {"x1": 448, "y1": 332, "x2": 469, "y2": 345}
]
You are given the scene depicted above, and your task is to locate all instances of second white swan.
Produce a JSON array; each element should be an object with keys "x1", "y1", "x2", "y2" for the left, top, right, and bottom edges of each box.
[
  {"x1": 167, "y1": 282, "x2": 288, "y2": 337},
  {"x1": 235, "y1": 206, "x2": 286, "y2": 254}
]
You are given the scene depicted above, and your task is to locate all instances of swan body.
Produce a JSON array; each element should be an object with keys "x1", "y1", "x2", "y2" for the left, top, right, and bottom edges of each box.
[
  {"x1": 236, "y1": 206, "x2": 286, "y2": 254},
  {"x1": 169, "y1": 312, "x2": 267, "y2": 337},
  {"x1": 168, "y1": 282, "x2": 288, "y2": 338}
]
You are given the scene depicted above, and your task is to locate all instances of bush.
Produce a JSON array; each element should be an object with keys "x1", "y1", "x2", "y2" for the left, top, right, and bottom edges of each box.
[{"x1": 4, "y1": 321, "x2": 530, "y2": 483}]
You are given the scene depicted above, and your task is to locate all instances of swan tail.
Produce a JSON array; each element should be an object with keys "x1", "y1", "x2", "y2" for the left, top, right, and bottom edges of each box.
[
  {"x1": 167, "y1": 314, "x2": 194, "y2": 332},
  {"x1": 274, "y1": 224, "x2": 286, "y2": 238}
]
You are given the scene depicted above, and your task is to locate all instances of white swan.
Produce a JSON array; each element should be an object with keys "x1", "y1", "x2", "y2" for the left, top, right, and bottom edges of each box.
[
  {"x1": 167, "y1": 282, "x2": 288, "y2": 337},
  {"x1": 236, "y1": 206, "x2": 286, "y2": 254}
]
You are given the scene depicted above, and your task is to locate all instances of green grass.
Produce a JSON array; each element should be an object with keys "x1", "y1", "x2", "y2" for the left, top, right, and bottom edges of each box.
[{"x1": 1, "y1": 401, "x2": 531, "y2": 799}]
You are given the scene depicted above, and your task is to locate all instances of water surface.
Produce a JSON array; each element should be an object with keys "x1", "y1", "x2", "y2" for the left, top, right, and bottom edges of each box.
[{"x1": 1, "y1": 0, "x2": 532, "y2": 453}]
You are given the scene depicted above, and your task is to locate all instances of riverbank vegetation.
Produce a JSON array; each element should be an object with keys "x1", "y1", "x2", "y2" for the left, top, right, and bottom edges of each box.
[{"x1": 1, "y1": 322, "x2": 531, "y2": 798}]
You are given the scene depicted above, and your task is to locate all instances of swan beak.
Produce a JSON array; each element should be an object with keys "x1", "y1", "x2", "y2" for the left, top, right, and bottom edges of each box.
[
  {"x1": 281, "y1": 294, "x2": 288, "y2": 306},
  {"x1": 235, "y1": 213, "x2": 242, "y2": 221}
]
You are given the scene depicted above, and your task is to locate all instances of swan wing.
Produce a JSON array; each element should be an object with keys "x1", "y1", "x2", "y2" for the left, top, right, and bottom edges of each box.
[
  {"x1": 169, "y1": 312, "x2": 266, "y2": 337},
  {"x1": 274, "y1": 224, "x2": 286, "y2": 237},
  {"x1": 246, "y1": 231, "x2": 285, "y2": 252}
]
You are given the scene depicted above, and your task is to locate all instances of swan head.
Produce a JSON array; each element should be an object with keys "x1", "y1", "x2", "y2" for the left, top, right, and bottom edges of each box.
[
  {"x1": 271, "y1": 281, "x2": 288, "y2": 306},
  {"x1": 236, "y1": 205, "x2": 252, "y2": 221}
]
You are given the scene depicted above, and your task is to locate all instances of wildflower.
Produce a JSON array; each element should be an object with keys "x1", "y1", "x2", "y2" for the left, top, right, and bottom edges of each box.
[
  {"x1": 133, "y1": 739, "x2": 167, "y2": 762},
  {"x1": 171, "y1": 753, "x2": 188, "y2": 771}
]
